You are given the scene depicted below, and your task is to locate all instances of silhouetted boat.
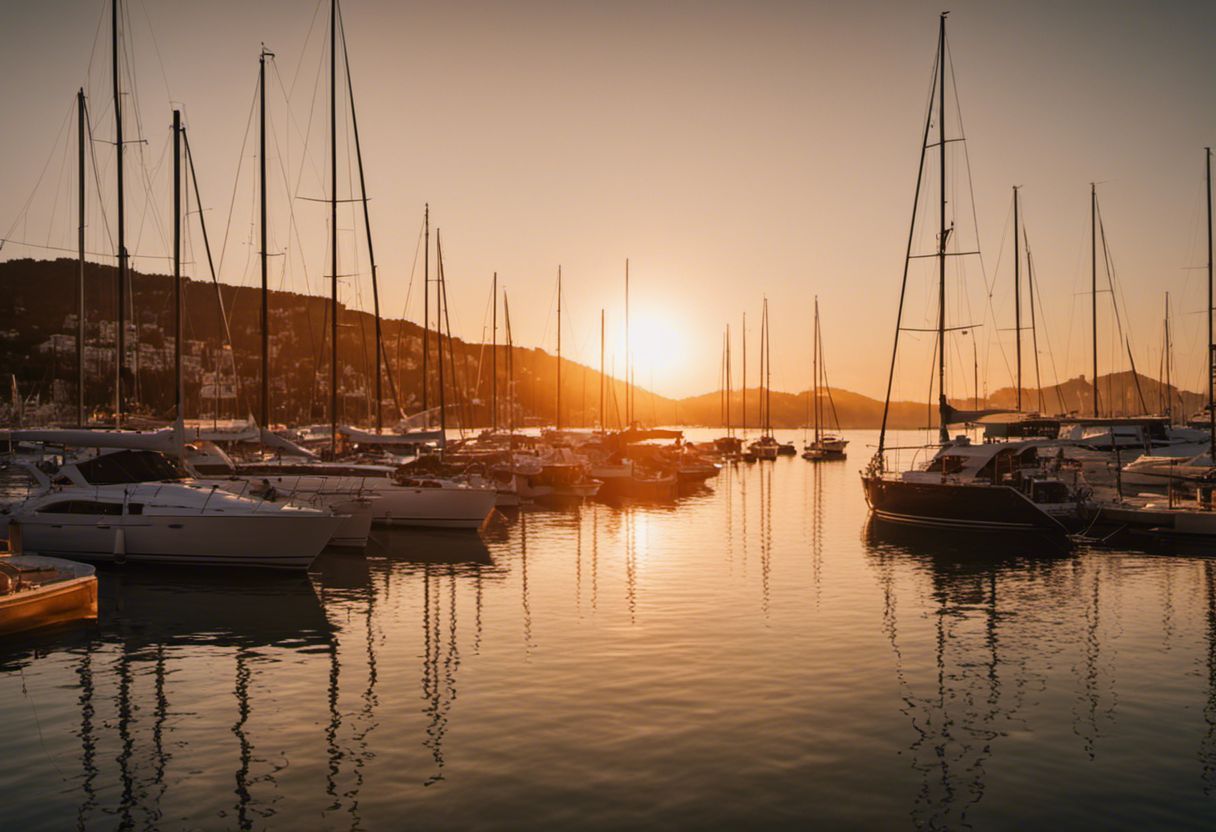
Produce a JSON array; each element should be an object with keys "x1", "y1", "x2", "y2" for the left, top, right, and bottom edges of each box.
[{"x1": 860, "y1": 15, "x2": 1083, "y2": 535}]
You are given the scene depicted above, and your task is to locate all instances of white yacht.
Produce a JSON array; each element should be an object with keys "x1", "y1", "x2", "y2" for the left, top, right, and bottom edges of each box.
[{"x1": 2, "y1": 448, "x2": 341, "y2": 570}]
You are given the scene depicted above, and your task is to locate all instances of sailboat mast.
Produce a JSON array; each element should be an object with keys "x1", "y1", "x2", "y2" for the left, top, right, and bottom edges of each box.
[
  {"x1": 936, "y1": 12, "x2": 948, "y2": 444},
  {"x1": 624, "y1": 258, "x2": 630, "y2": 426},
  {"x1": 337, "y1": 8, "x2": 383, "y2": 433},
  {"x1": 329, "y1": 0, "x2": 339, "y2": 457},
  {"x1": 599, "y1": 308, "x2": 605, "y2": 432},
  {"x1": 814, "y1": 297, "x2": 820, "y2": 444},
  {"x1": 766, "y1": 300, "x2": 772, "y2": 435},
  {"x1": 1207, "y1": 147, "x2": 1213, "y2": 459},
  {"x1": 741, "y1": 312, "x2": 747, "y2": 434},
  {"x1": 423, "y1": 204, "x2": 429, "y2": 418},
  {"x1": 726, "y1": 323, "x2": 732, "y2": 436},
  {"x1": 556, "y1": 266, "x2": 562, "y2": 431},
  {"x1": 112, "y1": 0, "x2": 126, "y2": 425},
  {"x1": 492, "y1": 272, "x2": 497, "y2": 432},
  {"x1": 1013, "y1": 185, "x2": 1022, "y2": 411},
  {"x1": 1091, "y1": 182, "x2": 1099, "y2": 418},
  {"x1": 77, "y1": 88, "x2": 86, "y2": 427},
  {"x1": 505, "y1": 291, "x2": 514, "y2": 434},
  {"x1": 173, "y1": 108, "x2": 182, "y2": 421},
  {"x1": 1027, "y1": 234, "x2": 1044, "y2": 413},
  {"x1": 1162, "y1": 293, "x2": 1172, "y2": 421},
  {"x1": 436, "y1": 230, "x2": 447, "y2": 442},
  {"x1": 259, "y1": 47, "x2": 269, "y2": 439}
]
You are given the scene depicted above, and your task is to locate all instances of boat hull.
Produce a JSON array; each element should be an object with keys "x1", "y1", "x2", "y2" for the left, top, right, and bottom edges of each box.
[
  {"x1": 13, "y1": 514, "x2": 339, "y2": 570},
  {"x1": 0, "y1": 557, "x2": 98, "y2": 634},
  {"x1": 861, "y1": 475, "x2": 1072, "y2": 533}
]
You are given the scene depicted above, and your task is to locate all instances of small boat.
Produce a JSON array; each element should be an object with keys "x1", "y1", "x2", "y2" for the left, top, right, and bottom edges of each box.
[
  {"x1": 620, "y1": 470, "x2": 678, "y2": 501},
  {"x1": 0, "y1": 527, "x2": 98, "y2": 634},
  {"x1": 803, "y1": 297, "x2": 849, "y2": 461}
]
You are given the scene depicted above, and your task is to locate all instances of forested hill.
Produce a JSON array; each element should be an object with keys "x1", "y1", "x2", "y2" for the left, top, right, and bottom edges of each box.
[{"x1": 0, "y1": 258, "x2": 1200, "y2": 429}]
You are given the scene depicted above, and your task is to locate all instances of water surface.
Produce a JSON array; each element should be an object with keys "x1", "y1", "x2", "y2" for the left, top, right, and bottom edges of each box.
[{"x1": 2, "y1": 429, "x2": 1215, "y2": 830}]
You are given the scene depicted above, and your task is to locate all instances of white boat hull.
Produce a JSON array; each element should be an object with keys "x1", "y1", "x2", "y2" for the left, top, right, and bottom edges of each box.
[{"x1": 12, "y1": 513, "x2": 339, "y2": 570}]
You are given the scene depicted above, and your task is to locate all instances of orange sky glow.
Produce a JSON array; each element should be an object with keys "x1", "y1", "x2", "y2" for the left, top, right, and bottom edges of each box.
[{"x1": 1, "y1": 0, "x2": 1214, "y2": 401}]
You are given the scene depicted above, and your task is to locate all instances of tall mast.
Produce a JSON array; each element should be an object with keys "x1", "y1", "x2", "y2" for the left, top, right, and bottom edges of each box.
[
  {"x1": 492, "y1": 272, "x2": 497, "y2": 432},
  {"x1": 328, "y1": 0, "x2": 339, "y2": 457},
  {"x1": 935, "y1": 11, "x2": 948, "y2": 444},
  {"x1": 726, "y1": 323, "x2": 732, "y2": 436},
  {"x1": 1091, "y1": 182, "x2": 1099, "y2": 418},
  {"x1": 874, "y1": 15, "x2": 939, "y2": 464},
  {"x1": 173, "y1": 109, "x2": 182, "y2": 421},
  {"x1": 112, "y1": 0, "x2": 127, "y2": 425},
  {"x1": 1207, "y1": 147, "x2": 1213, "y2": 459},
  {"x1": 436, "y1": 230, "x2": 447, "y2": 443},
  {"x1": 336, "y1": 7, "x2": 384, "y2": 433},
  {"x1": 1013, "y1": 185, "x2": 1022, "y2": 411},
  {"x1": 422, "y1": 204, "x2": 429, "y2": 419},
  {"x1": 758, "y1": 299, "x2": 768, "y2": 435},
  {"x1": 1026, "y1": 232, "x2": 1044, "y2": 413},
  {"x1": 814, "y1": 297, "x2": 820, "y2": 443},
  {"x1": 505, "y1": 291, "x2": 514, "y2": 435},
  {"x1": 556, "y1": 265, "x2": 562, "y2": 431},
  {"x1": 77, "y1": 88, "x2": 86, "y2": 427},
  {"x1": 599, "y1": 309, "x2": 605, "y2": 432},
  {"x1": 1164, "y1": 293, "x2": 1172, "y2": 422},
  {"x1": 259, "y1": 47, "x2": 270, "y2": 439},
  {"x1": 624, "y1": 258, "x2": 630, "y2": 426},
  {"x1": 758, "y1": 304, "x2": 764, "y2": 431},
  {"x1": 741, "y1": 311, "x2": 747, "y2": 434}
]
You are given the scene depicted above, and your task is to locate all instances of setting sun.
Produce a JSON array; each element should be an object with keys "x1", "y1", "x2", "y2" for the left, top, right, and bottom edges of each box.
[{"x1": 626, "y1": 307, "x2": 689, "y2": 391}]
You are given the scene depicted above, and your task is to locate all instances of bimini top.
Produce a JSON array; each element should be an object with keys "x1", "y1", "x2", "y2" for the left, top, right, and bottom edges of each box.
[{"x1": 903, "y1": 438, "x2": 1050, "y2": 483}]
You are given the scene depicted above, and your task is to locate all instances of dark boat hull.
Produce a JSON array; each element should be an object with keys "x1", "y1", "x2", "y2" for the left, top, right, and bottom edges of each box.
[{"x1": 861, "y1": 475, "x2": 1071, "y2": 533}]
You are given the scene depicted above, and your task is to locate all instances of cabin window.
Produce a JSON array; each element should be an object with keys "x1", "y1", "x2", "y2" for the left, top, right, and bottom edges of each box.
[
  {"x1": 38, "y1": 500, "x2": 123, "y2": 515},
  {"x1": 924, "y1": 455, "x2": 966, "y2": 475},
  {"x1": 127, "y1": 503, "x2": 144, "y2": 515},
  {"x1": 74, "y1": 450, "x2": 187, "y2": 485}
]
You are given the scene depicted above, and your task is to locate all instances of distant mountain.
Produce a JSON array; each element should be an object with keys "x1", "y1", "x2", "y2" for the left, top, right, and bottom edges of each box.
[{"x1": 0, "y1": 258, "x2": 1202, "y2": 430}]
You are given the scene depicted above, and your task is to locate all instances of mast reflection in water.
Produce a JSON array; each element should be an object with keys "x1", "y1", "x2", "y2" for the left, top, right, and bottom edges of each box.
[{"x1": 3, "y1": 430, "x2": 1216, "y2": 829}]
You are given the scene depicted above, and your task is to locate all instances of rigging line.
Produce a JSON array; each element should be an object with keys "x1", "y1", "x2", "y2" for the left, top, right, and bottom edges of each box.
[
  {"x1": 393, "y1": 218, "x2": 425, "y2": 402},
  {"x1": 0, "y1": 238, "x2": 174, "y2": 261},
  {"x1": 2, "y1": 95, "x2": 75, "y2": 243},
  {"x1": 983, "y1": 197, "x2": 1015, "y2": 394},
  {"x1": 84, "y1": 0, "x2": 108, "y2": 91},
  {"x1": 134, "y1": 0, "x2": 173, "y2": 109},
  {"x1": 274, "y1": 38, "x2": 328, "y2": 225},
  {"x1": 266, "y1": 61, "x2": 322, "y2": 383},
  {"x1": 84, "y1": 97, "x2": 116, "y2": 252},
  {"x1": 947, "y1": 35, "x2": 991, "y2": 378},
  {"x1": 287, "y1": 0, "x2": 327, "y2": 104},
  {"x1": 215, "y1": 73, "x2": 260, "y2": 298},
  {"x1": 44, "y1": 106, "x2": 76, "y2": 249}
]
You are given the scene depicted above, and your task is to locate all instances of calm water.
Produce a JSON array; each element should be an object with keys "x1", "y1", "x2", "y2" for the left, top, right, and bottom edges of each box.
[{"x1": 3, "y1": 428, "x2": 1216, "y2": 830}]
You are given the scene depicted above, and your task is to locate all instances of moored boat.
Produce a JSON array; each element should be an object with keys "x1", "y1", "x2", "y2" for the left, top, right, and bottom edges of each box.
[{"x1": 0, "y1": 528, "x2": 98, "y2": 634}]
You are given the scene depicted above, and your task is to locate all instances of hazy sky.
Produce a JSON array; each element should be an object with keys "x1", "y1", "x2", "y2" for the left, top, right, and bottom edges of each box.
[{"x1": 2, "y1": 0, "x2": 1214, "y2": 402}]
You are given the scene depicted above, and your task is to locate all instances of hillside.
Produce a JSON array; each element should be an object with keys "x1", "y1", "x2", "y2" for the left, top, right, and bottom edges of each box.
[{"x1": 0, "y1": 258, "x2": 1202, "y2": 430}]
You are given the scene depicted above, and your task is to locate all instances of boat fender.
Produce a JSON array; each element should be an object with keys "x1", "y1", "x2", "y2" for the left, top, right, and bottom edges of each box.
[{"x1": 113, "y1": 528, "x2": 126, "y2": 565}]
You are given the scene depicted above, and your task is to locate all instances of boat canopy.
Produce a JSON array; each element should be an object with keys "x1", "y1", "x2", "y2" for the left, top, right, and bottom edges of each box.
[
  {"x1": 0, "y1": 428, "x2": 179, "y2": 454},
  {"x1": 340, "y1": 425, "x2": 446, "y2": 448}
]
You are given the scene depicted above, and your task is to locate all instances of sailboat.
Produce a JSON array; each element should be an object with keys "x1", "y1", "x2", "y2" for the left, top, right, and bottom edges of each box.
[
  {"x1": 749, "y1": 298, "x2": 780, "y2": 460},
  {"x1": 860, "y1": 14, "x2": 1083, "y2": 535},
  {"x1": 802, "y1": 298, "x2": 848, "y2": 460},
  {"x1": 1080, "y1": 147, "x2": 1216, "y2": 539}
]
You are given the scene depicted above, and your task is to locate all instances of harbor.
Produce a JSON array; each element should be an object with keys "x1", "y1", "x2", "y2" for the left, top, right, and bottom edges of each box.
[{"x1": 2, "y1": 0, "x2": 1216, "y2": 827}]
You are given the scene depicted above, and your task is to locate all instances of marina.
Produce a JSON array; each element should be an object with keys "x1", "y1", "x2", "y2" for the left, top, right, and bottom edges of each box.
[{"x1": 1, "y1": 0, "x2": 1215, "y2": 827}]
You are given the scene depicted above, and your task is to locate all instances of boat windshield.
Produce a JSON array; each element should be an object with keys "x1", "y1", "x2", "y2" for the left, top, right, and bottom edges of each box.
[{"x1": 74, "y1": 450, "x2": 188, "y2": 485}]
